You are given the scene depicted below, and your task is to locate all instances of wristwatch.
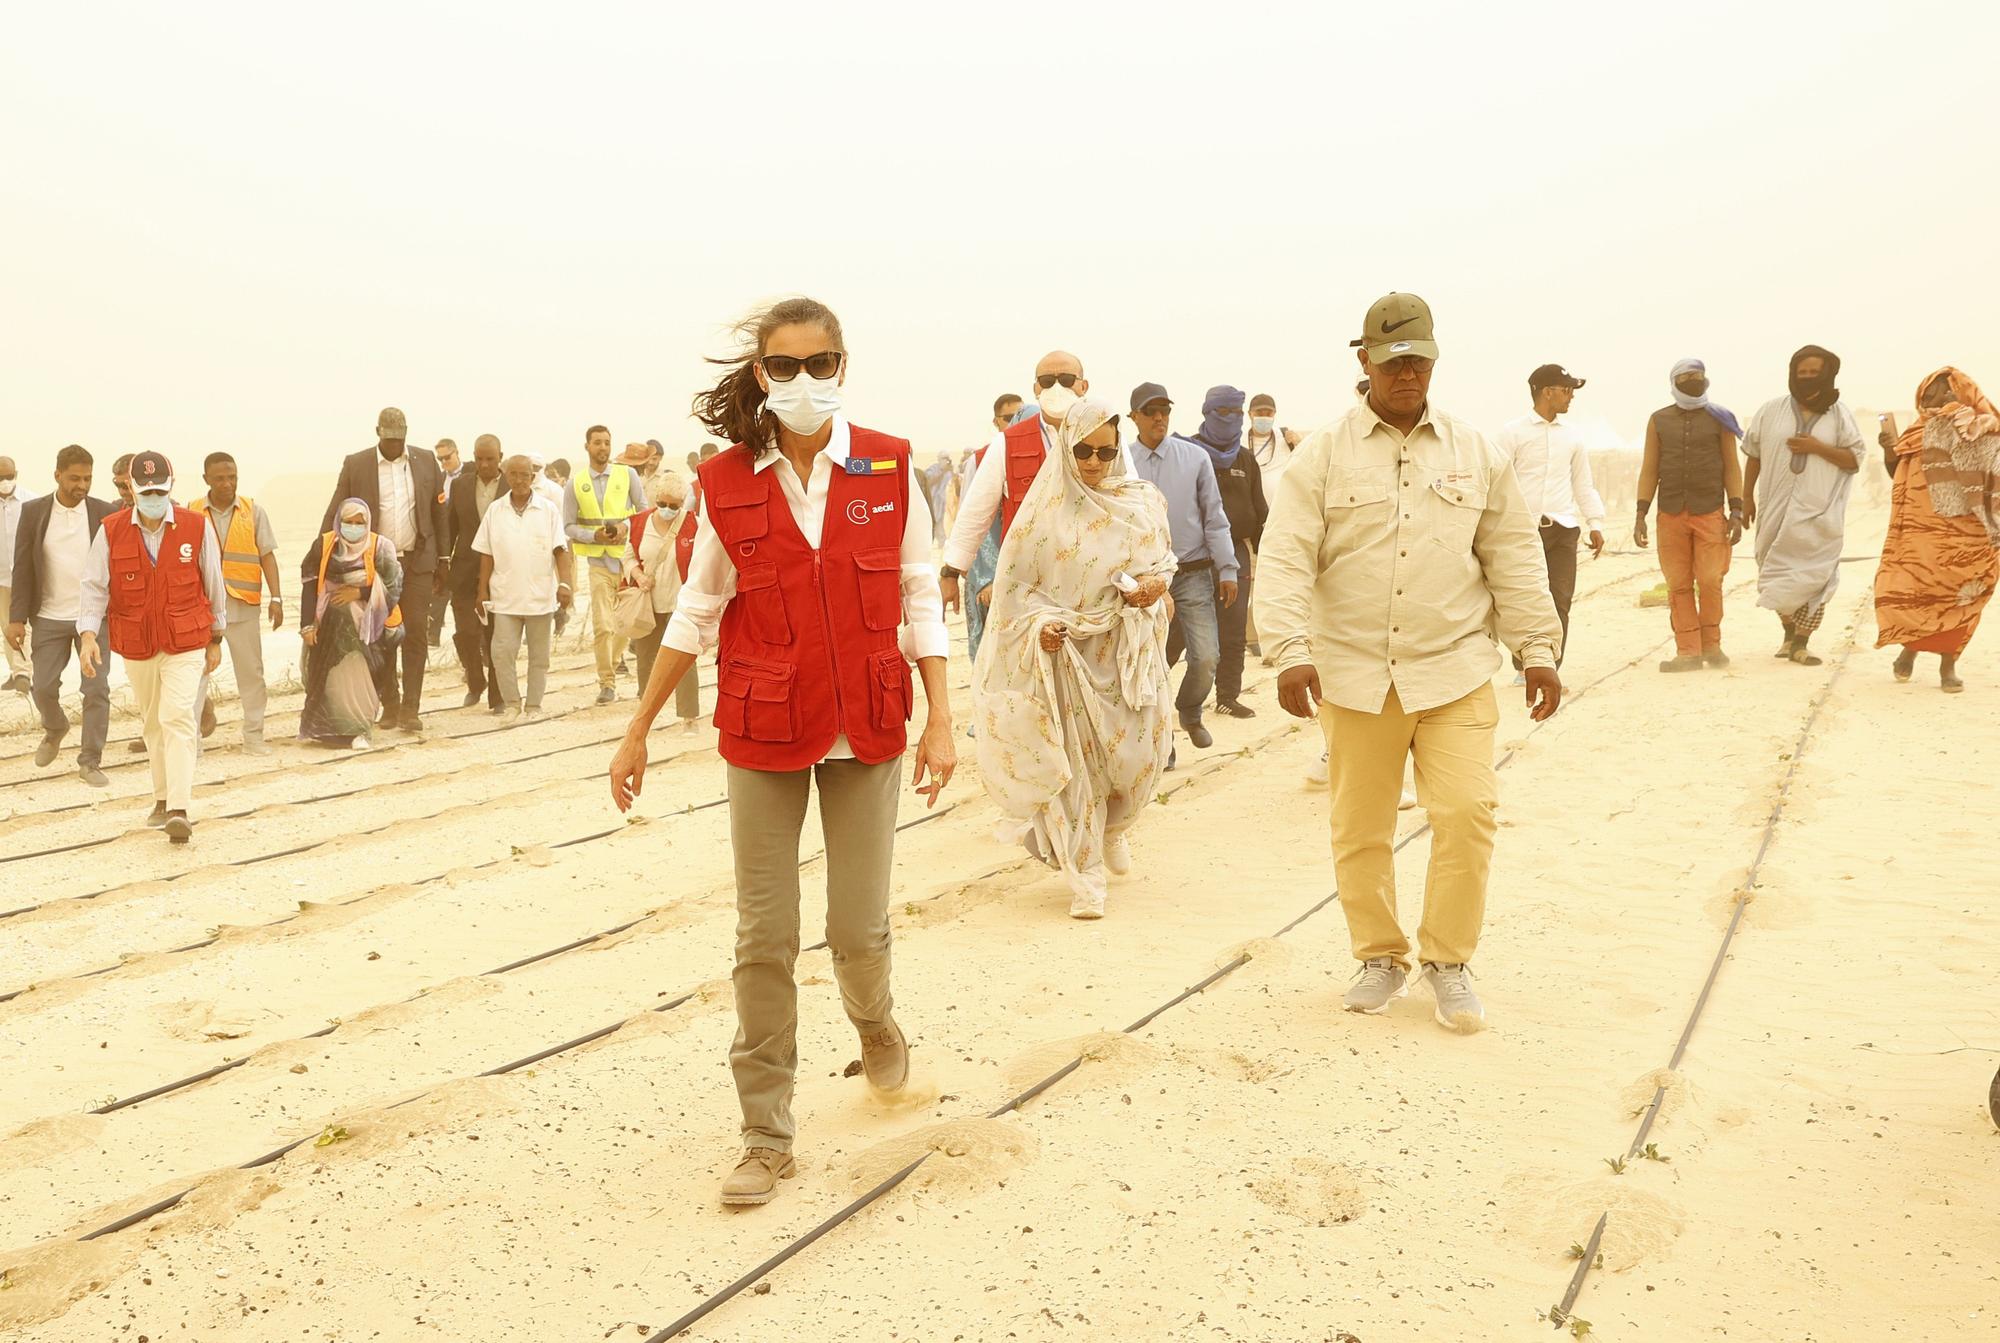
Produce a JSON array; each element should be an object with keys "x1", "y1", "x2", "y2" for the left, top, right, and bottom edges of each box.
[{"x1": 938, "y1": 564, "x2": 962, "y2": 579}]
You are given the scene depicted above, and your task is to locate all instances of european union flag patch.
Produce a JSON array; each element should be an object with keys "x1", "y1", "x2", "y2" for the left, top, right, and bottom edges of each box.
[{"x1": 844, "y1": 457, "x2": 898, "y2": 476}]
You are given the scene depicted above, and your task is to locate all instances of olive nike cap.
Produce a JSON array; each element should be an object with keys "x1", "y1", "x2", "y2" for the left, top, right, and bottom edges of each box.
[{"x1": 1353, "y1": 292, "x2": 1439, "y2": 362}]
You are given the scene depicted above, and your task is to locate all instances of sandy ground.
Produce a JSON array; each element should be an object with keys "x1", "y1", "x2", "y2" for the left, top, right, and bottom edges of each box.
[{"x1": 3, "y1": 496, "x2": 1997, "y2": 1342}]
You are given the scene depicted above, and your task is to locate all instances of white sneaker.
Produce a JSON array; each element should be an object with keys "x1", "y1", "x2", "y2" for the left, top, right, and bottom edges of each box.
[
  {"x1": 1104, "y1": 832, "x2": 1131, "y2": 875},
  {"x1": 1069, "y1": 889, "x2": 1105, "y2": 920},
  {"x1": 242, "y1": 737, "x2": 272, "y2": 757},
  {"x1": 1305, "y1": 750, "x2": 1329, "y2": 788},
  {"x1": 1419, "y1": 962, "x2": 1485, "y2": 1032}
]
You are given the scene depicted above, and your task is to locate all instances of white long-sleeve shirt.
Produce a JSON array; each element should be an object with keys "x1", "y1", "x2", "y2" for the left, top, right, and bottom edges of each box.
[
  {"x1": 662, "y1": 417, "x2": 948, "y2": 761},
  {"x1": 942, "y1": 420, "x2": 1054, "y2": 572},
  {"x1": 1495, "y1": 412, "x2": 1607, "y2": 533},
  {"x1": 78, "y1": 510, "x2": 228, "y2": 637}
]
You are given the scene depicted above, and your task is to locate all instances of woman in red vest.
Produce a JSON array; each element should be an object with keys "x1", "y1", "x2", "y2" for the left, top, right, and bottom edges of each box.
[{"x1": 609, "y1": 296, "x2": 955, "y2": 1208}]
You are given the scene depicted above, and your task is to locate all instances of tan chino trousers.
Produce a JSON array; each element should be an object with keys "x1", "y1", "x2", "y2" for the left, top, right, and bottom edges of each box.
[
  {"x1": 1321, "y1": 682, "x2": 1499, "y2": 969},
  {"x1": 727, "y1": 757, "x2": 901, "y2": 1153},
  {"x1": 588, "y1": 565, "x2": 628, "y2": 687},
  {"x1": 126, "y1": 648, "x2": 206, "y2": 813}
]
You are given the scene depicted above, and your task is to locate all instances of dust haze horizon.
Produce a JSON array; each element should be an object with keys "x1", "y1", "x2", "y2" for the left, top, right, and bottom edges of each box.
[{"x1": 5, "y1": 0, "x2": 1991, "y2": 490}]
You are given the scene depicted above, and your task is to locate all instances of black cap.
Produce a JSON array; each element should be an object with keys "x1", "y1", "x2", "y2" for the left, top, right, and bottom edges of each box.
[
  {"x1": 129, "y1": 450, "x2": 175, "y2": 493},
  {"x1": 1529, "y1": 364, "x2": 1586, "y2": 391},
  {"x1": 1129, "y1": 382, "x2": 1171, "y2": 414}
]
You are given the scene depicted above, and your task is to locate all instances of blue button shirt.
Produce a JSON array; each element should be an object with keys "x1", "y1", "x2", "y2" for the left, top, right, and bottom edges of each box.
[{"x1": 1128, "y1": 435, "x2": 1238, "y2": 580}]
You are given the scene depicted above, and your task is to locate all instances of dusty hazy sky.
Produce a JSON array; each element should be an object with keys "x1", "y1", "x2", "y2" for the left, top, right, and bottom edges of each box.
[{"x1": 5, "y1": 0, "x2": 1994, "y2": 494}]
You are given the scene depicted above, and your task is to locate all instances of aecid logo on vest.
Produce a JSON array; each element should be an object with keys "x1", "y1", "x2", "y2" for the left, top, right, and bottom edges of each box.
[
  {"x1": 845, "y1": 500, "x2": 896, "y2": 526},
  {"x1": 179, "y1": 542, "x2": 193, "y2": 562}
]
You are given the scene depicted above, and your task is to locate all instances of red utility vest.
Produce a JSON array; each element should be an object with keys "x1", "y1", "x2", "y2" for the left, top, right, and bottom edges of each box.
[
  {"x1": 997, "y1": 416, "x2": 1046, "y2": 537},
  {"x1": 103, "y1": 508, "x2": 214, "y2": 660},
  {"x1": 699, "y1": 429, "x2": 915, "y2": 771}
]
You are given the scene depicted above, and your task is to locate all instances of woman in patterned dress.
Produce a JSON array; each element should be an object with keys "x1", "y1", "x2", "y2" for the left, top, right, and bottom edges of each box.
[{"x1": 974, "y1": 397, "x2": 1178, "y2": 919}]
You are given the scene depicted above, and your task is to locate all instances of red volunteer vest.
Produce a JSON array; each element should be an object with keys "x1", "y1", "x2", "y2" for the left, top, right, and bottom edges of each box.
[
  {"x1": 103, "y1": 508, "x2": 214, "y2": 660},
  {"x1": 998, "y1": 416, "x2": 1046, "y2": 537},
  {"x1": 699, "y1": 429, "x2": 915, "y2": 771}
]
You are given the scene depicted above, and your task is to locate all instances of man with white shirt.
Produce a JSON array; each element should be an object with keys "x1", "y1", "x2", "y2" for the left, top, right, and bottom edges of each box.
[
  {"x1": 319, "y1": 407, "x2": 449, "y2": 731},
  {"x1": 938, "y1": 353, "x2": 1088, "y2": 612},
  {"x1": 8, "y1": 445, "x2": 117, "y2": 785},
  {"x1": 1495, "y1": 365, "x2": 1607, "y2": 676},
  {"x1": 475, "y1": 455, "x2": 575, "y2": 720},
  {"x1": 0, "y1": 456, "x2": 30, "y2": 693},
  {"x1": 79, "y1": 451, "x2": 226, "y2": 843}
]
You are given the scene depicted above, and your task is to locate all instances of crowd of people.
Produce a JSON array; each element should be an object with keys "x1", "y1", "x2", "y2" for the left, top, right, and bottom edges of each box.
[
  {"x1": 3, "y1": 418, "x2": 717, "y2": 839},
  {"x1": 8, "y1": 291, "x2": 1997, "y2": 1204}
]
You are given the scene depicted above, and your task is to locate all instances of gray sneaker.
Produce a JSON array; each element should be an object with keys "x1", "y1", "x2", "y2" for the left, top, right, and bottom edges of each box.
[
  {"x1": 1420, "y1": 962, "x2": 1485, "y2": 1032},
  {"x1": 1343, "y1": 958, "x2": 1407, "y2": 1014}
]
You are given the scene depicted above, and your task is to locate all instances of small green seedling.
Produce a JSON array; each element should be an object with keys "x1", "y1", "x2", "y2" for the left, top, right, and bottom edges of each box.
[
  {"x1": 313, "y1": 1124, "x2": 351, "y2": 1148},
  {"x1": 1569, "y1": 1318, "x2": 1594, "y2": 1338},
  {"x1": 1566, "y1": 1243, "x2": 1585, "y2": 1260},
  {"x1": 1640, "y1": 1142, "x2": 1670, "y2": 1163},
  {"x1": 1604, "y1": 1155, "x2": 1627, "y2": 1175}
]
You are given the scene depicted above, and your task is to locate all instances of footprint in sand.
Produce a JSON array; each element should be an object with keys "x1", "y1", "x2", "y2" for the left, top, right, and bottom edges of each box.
[
  {"x1": 1250, "y1": 1157, "x2": 1369, "y2": 1226},
  {"x1": 1001, "y1": 1031, "x2": 1161, "y2": 1101},
  {"x1": 844, "y1": 1119, "x2": 1037, "y2": 1200},
  {"x1": 1171, "y1": 1044, "x2": 1301, "y2": 1086}
]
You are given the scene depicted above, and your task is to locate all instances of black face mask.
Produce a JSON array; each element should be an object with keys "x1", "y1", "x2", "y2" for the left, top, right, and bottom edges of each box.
[
  {"x1": 1677, "y1": 378, "x2": 1709, "y2": 398},
  {"x1": 1788, "y1": 345, "x2": 1842, "y2": 414}
]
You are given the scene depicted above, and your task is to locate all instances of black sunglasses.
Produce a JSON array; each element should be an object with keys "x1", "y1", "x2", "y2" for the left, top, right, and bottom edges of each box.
[
  {"x1": 759, "y1": 351, "x2": 845, "y2": 382},
  {"x1": 1035, "y1": 372, "x2": 1081, "y2": 391},
  {"x1": 1072, "y1": 445, "x2": 1120, "y2": 462}
]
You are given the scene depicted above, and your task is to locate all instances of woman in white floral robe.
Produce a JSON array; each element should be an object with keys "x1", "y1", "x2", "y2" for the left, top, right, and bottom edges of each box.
[{"x1": 974, "y1": 397, "x2": 1177, "y2": 918}]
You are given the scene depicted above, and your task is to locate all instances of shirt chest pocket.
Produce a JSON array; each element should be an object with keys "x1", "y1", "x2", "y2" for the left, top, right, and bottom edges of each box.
[
  {"x1": 1321, "y1": 469, "x2": 1393, "y2": 552},
  {"x1": 1425, "y1": 478, "x2": 1487, "y2": 553}
]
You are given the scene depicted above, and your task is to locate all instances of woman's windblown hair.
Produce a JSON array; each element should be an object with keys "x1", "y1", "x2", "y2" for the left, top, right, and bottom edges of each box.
[{"x1": 691, "y1": 296, "x2": 845, "y2": 457}]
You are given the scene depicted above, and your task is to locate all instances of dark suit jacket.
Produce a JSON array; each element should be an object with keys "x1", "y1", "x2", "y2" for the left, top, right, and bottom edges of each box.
[
  {"x1": 442, "y1": 470, "x2": 501, "y2": 595},
  {"x1": 319, "y1": 445, "x2": 450, "y2": 576},
  {"x1": 9, "y1": 495, "x2": 119, "y2": 624}
]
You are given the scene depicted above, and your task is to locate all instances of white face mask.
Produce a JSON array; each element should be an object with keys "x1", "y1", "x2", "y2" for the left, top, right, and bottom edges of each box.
[
  {"x1": 764, "y1": 372, "x2": 843, "y2": 436},
  {"x1": 0, "y1": 480, "x2": 15, "y2": 497},
  {"x1": 1251, "y1": 416, "x2": 1275, "y2": 435},
  {"x1": 1036, "y1": 383, "x2": 1079, "y2": 425}
]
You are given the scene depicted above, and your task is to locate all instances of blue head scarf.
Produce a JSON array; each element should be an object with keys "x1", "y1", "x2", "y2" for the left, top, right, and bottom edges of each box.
[
  {"x1": 1189, "y1": 384, "x2": 1246, "y2": 469},
  {"x1": 1669, "y1": 358, "x2": 1744, "y2": 438}
]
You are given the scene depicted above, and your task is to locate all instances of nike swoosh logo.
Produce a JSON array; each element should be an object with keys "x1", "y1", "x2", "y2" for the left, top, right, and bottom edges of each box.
[{"x1": 1380, "y1": 316, "x2": 1421, "y2": 335}]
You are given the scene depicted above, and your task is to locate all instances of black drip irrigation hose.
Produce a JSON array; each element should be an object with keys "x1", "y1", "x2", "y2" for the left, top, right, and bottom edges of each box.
[
  {"x1": 0, "y1": 646, "x2": 655, "y2": 777},
  {"x1": 74, "y1": 801, "x2": 953, "y2": 1118},
  {"x1": 1547, "y1": 602, "x2": 1864, "y2": 1331},
  {"x1": 59, "y1": 804, "x2": 964, "y2": 1246},
  {"x1": 0, "y1": 729, "x2": 720, "y2": 923},
  {"x1": 0, "y1": 721, "x2": 657, "y2": 866},
  {"x1": 0, "y1": 776, "x2": 720, "y2": 1005},
  {"x1": 639, "y1": 635, "x2": 1666, "y2": 1341}
]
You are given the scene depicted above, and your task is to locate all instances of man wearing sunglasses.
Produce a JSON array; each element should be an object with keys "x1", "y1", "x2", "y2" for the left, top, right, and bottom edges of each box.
[
  {"x1": 939, "y1": 353, "x2": 1087, "y2": 612},
  {"x1": 1257, "y1": 293, "x2": 1562, "y2": 1033},
  {"x1": 1127, "y1": 382, "x2": 1239, "y2": 753}
]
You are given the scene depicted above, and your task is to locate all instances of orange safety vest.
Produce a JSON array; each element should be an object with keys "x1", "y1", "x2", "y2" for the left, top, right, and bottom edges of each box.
[
  {"x1": 191, "y1": 494, "x2": 264, "y2": 605},
  {"x1": 316, "y1": 532, "x2": 403, "y2": 630}
]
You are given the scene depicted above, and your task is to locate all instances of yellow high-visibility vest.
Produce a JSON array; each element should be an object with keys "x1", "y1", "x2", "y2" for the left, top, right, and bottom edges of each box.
[{"x1": 571, "y1": 468, "x2": 635, "y2": 559}]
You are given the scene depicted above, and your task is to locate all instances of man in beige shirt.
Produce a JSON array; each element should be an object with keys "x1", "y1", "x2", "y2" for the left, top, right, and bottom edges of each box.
[{"x1": 1255, "y1": 292, "x2": 1562, "y2": 1031}]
